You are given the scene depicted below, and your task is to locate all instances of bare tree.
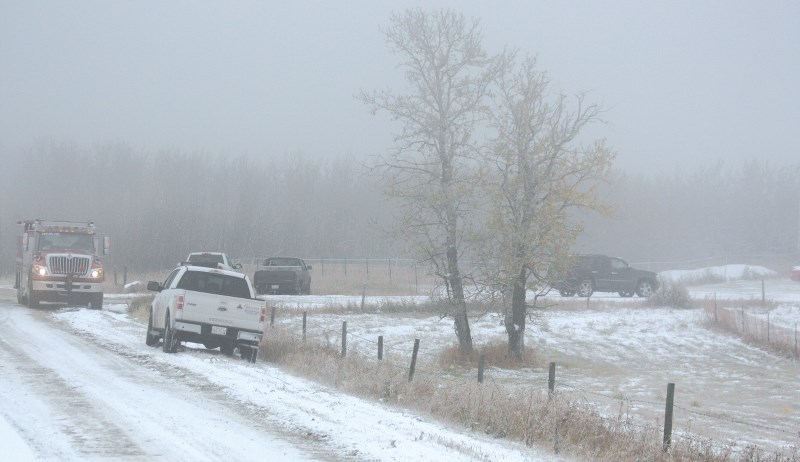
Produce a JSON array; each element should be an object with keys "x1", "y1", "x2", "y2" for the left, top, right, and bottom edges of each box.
[
  {"x1": 482, "y1": 57, "x2": 614, "y2": 360},
  {"x1": 360, "y1": 9, "x2": 508, "y2": 355}
]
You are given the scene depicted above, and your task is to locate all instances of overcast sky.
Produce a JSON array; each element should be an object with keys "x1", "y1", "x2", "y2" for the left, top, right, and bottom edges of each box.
[{"x1": 1, "y1": 0, "x2": 797, "y2": 174}]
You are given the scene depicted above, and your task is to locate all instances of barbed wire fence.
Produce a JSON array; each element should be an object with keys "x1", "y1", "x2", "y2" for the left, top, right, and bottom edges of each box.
[
  {"x1": 260, "y1": 307, "x2": 800, "y2": 458},
  {"x1": 702, "y1": 296, "x2": 799, "y2": 359}
]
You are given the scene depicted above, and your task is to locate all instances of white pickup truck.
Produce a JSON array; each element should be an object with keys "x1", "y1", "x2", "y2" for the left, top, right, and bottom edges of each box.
[
  {"x1": 144, "y1": 265, "x2": 266, "y2": 362},
  {"x1": 185, "y1": 251, "x2": 242, "y2": 272}
]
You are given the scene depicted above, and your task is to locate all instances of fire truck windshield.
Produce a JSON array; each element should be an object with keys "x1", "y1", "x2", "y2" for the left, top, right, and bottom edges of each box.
[{"x1": 39, "y1": 233, "x2": 95, "y2": 252}]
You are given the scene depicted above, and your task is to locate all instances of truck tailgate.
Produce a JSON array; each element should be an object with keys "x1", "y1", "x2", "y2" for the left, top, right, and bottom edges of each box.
[{"x1": 176, "y1": 290, "x2": 264, "y2": 332}]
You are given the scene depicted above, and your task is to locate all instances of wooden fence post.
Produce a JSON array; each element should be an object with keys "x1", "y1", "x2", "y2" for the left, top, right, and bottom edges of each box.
[
  {"x1": 408, "y1": 339, "x2": 420, "y2": 382},
  {"x1": 477, "y1": 353, "x2": 485, "y2": 384},
  {"x1": 548, "y1": 362, "x2": 556, "y2": 396},
  {"x1": 663, "y1": 383, "x2": 675, "y2": 452},
  {"x1": 302, "y1": 311, "x2": 307, "y2": 341},
  {"x1": 341, "y1": 321, "x2": 347, "y2": 357},
  {"x1": 713, "y1": 293, "x2": 717, "y2": 323},
  {"x1": 378, "y1": 335, "x2": 383, "y2": 360},
  {"x1": 360, "y1": 283, "x2": 367, "y2": 310},
  {"x1": 741, "y1": 306, "x2": 745, "y2": 332},
  {"x1": 270, "y1": 306, "x2": 276, "y2": 327}
]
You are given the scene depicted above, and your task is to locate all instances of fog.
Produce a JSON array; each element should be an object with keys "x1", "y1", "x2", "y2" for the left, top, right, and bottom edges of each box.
[
  {"x1": 1, "y1": 1, "x2": 799, "y2": 273},
  {"x1": 2, "y1": 1, "x2": 798, "y2": 171}
]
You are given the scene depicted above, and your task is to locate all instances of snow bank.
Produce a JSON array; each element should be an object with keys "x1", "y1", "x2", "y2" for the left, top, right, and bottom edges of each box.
[{"x1": 660, "y1": 264, "x2": 776, "y2": 284}]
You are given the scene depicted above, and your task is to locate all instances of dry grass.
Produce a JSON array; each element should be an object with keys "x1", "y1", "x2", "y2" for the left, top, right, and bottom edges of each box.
[
  {"x1": 259, "y1": 325, "x2": 798, "y2": 462},
  {"x1": 436, "y1": 339, "x2": 540, "y2": 370},
  {"x1": 128, "y1": 295, "x2": 154, "y2": 323}
]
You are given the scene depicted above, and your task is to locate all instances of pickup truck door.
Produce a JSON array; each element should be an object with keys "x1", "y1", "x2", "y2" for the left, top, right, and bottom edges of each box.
[{"x1": 153, "y1": 268, "x2": 182, "y2": 329}]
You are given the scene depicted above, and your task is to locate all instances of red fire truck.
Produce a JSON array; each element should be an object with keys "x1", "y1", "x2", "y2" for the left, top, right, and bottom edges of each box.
[{"x1": 15, "y1": 220, "x2": 110, "y2": 309}]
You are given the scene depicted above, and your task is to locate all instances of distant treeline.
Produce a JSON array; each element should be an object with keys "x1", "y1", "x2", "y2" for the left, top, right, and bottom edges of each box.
[{"x1": 1, "y1": 140, "x2": 798, "y2": 274}]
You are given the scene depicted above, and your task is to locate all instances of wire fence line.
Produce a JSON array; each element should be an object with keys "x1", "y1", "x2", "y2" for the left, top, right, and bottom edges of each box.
[
  {"x1": 702, "y1": 297, "x2": 800, "y2": 359},
  {"x1": 266, "y1": 309, "x2": 799, "y2": 453}
]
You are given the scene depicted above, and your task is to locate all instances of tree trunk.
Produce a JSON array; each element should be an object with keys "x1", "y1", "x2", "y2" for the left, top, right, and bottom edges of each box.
[
  {"x1": 506, "y1": 267, "x2": 527, "y2": 361},
  {"x1": 447, "y1": 244, "x2": 473, "y2": 356}
]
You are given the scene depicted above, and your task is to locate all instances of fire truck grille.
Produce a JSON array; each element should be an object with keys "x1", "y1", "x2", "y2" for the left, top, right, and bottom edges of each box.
[{"x1": 48, "y1": 255, "x2": 91, "y2": 276}]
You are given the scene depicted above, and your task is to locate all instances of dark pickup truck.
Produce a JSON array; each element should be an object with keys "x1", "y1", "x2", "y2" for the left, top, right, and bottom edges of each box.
[
  {"x1": 554, "y1": 254, "x2": 659, "y2": 298},
  {"x1": 253, "y1": 257, "x2": 312, "y2": 295}
]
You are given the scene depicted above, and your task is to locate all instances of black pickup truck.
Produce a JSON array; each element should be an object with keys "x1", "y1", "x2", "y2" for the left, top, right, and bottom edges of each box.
[
  {"x1": 253, "y1": 257, "x2": 312, "y2": 295},
  {"x1": 554, "y1": 254, "x2": 659, "y2": 298}
]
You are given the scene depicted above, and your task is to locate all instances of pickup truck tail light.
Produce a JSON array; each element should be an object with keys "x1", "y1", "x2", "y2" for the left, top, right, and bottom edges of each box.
[
  {"x1": 176, "y1": 294, "x2": 185, "y2": 311},
  {"x1": 259, "y1": 305, "x2": 266, "y2": 323}
]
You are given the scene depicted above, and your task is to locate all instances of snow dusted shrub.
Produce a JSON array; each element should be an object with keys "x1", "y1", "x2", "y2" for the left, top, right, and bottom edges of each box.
[{"x1": 646, "y1": 280, "x2": 693, "y2": 309}]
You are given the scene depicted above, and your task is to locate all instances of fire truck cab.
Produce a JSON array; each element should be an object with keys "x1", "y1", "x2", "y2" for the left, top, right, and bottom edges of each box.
[{"x1": 15, "y1": 219, "x2": 110, "y2": 309}]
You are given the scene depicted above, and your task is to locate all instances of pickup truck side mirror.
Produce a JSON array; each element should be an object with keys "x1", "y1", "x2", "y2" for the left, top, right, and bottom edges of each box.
[
  {"x1": 234, "y1": 262, "x2": 243, "y2": 269},
  {"x1": 146, "y1": 281, "x2": 162, "y2": 292},
  {"x1": 306, "y1": 265, "x2": 312, "y2": 270}
]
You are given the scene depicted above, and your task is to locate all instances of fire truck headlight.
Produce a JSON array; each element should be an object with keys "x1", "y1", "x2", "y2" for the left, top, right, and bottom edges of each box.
[
  {"x1": 91, "y1": 269, "x2": 104, "y2": 278},
  {"x1": 34, "y1": 265, "x2": 48, "y2": 276}
]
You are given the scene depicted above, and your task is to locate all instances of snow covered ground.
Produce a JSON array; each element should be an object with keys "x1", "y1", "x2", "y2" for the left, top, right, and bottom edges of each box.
[{"x1": 1, "y1": 265, "x2": 798, "y2": 460}]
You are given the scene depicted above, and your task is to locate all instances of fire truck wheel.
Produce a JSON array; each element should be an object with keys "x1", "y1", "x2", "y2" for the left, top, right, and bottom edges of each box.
[
  {"x1": 89, "y1": 293, "x2": 104, "y2": 310},
  {"x1": 27, "y1": 290, "x2": 40, "y2": 309}
]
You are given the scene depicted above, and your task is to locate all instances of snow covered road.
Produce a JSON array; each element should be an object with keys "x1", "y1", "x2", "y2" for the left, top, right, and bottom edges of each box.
[
  {"x1": 0, "y1": 294, "x2": 563, "y2": 462},
  {"x1": 0, "y1": 302, "x2": 321, "y2": 461}
]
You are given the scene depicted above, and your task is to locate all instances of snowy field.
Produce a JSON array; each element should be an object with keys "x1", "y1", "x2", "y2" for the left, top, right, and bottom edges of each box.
[{"x1": 1, "y1": 265, "x2": 798, "y2": 460}]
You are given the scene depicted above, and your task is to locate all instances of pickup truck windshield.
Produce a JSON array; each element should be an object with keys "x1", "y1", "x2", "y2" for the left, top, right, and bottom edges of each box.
[
  {"x1": 188, "y1": 254, "x2": 224, "y2": 265},
  {"x1": 176, "y1": 271, "x2": 251, "y2": 298}
]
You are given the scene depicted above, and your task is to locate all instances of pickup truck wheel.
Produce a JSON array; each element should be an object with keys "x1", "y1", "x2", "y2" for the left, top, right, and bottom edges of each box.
[
  {"x1": 618, "y1": 291, "x2": 634, "y2": 298},
  {"x1": 145, "y1": 308, "x2": 159, "y2": 347},
  {"x1": 162, "y1": 313, "x2": 177, "y2": 353},
  {"x1": 240, "y1": 347, "x2": 257, "y2": 363},
  {"x1": 577, "y1": 279, "x2": 594, "y2": 297},
  {"x1": 636, "y1": 280, "x2": 655, "y2": 298}
]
